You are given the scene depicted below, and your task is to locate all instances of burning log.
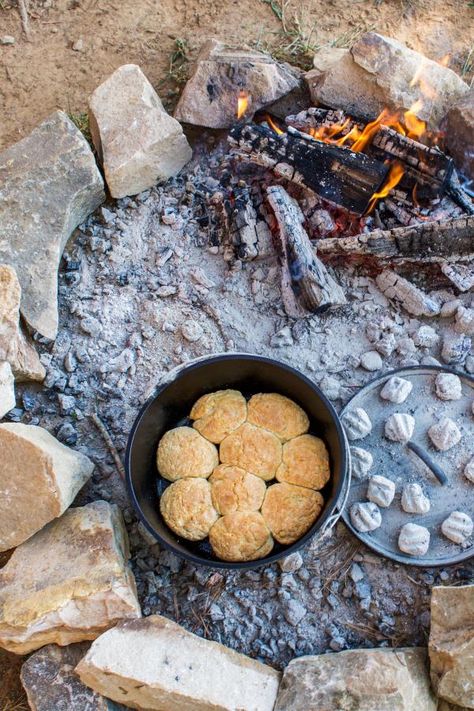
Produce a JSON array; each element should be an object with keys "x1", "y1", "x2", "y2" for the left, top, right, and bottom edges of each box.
[
  {"x1": 315, "y1": 215, "x2": 474, "y2": 264},
  {"x1": 229, "y1": 123, "x2": 389, "y2": 216},
  {"x1": 375, "y1": 270, "x2": 440, "y2": 317},
  {"x1": 265, "y1": 185, "x2": 346, "y2": 316}
]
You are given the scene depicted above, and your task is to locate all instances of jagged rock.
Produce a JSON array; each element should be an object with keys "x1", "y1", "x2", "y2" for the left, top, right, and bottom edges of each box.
[
  {"x1": 306, "y1": 33, "x2": 468, "y2": 126},
  {"x1": 174, "y1": 39, "x2": 300, "y2": 128},
  {"x1": 0, "y1": 362, "x2": 15, "y2": 419},
  {"x1": 443, "y1": 88, "x2": 474, "y2": 179},
  {"x1": 76, "y1": 614, "x2": 280, "y2": 710},
  {"x1": 0, "y1": 423, "x2": 94, "y2": 552},
  {"x1": 376, "y1": 270, "x2": 440, "y2": 318},
  {"x1": 21, "y1": 643, "x2": 128, "y2": 710},
  {"x1": 89, "y1": 64, "x2": 192, "y2": 199},
  {"x1": 0, "y1": 265, "x2": 45, "y2": 382},
  {"x1": 0, "y1": 111, "x2": 104, "y2": 339},
  {"x1": 430, "y1": 584, "x2": 474, "y2": 707},
  {"x1": 0, "y1": 501, "x2": 141, "y2": 654},
  {"x1": 275, "y1": 648, "x2": 436, "y2": 710}
]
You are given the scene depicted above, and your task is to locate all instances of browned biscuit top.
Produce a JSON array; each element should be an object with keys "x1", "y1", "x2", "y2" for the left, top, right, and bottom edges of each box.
[
  {"x1": 209, "y1": 464, "x2": 267, "y2": 515},
  {"x1": 276, "y1": 434, "x2": 330, "y2": 490},
  {"x1": 247, "y1": 393, "x2": 309, "y2": 441},
  {"x1": 219, "y1": 422, "x2": 282, "y2": 481},
  {"x1": 160, "y1": 478, "x2": 219, "y2": 541},
  {"x1": 209, "y1": 511, "x2": 274, "y2": 562},
  {"x1": 156, "y1": 426, "x2": 219, "y2": 482},
  {"x1": 190, "y1": 389, "x2": 247, "y2": 444},
  {"x1": 261, "y1": 482, "x2": 324, "y2": 545}
]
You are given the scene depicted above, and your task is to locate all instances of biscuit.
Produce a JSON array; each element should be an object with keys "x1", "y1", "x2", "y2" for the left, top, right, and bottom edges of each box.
[
  {"x1": 219, "y1": 422, "x2": 282, "y2": 481},
  {"x1": 210, "y1": 465, "x2": 266, "y2": 515},
  {"x1": 156, "y1": 426, "x2": 219, "y2": 481},
  {"x1": 209, "y1": 511, "x2": 274, "y2": 561},
  {"x1": 160, "y1": 478, "x2": 219, "y2": 541},
  {"x1": 261, "y1": 482, "x2": 324, "y2": 545},
  {"x1": 247, "y1": 393, "x2": 309, "y2": 441},
  {"x1": 190, "y1": 389, "x2": 247, "y2": 444},
  {"x1": 276, "y1": 434, "x2": 330, "y2": 490}
]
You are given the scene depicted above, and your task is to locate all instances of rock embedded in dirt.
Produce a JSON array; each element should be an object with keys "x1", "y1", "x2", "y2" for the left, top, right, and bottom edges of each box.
[
  {"x1": 0, "y1": 501, "x2": 141, "y2": 654},
  {"x1": 0, "y1": 111, "x2": 104, "y2": 339},
  {"x1": 174, "y1": 39, "x2": 300, "y2": 128},
  {"x1": 0, "y1": 265, "x2": 45, "y2": 382},
  {"x1": 306, "y1": 32, "x2": 469, "y2": 126},
  {"x1": 0, "y1": 362, "x2": 15, "y2": 419},
  {"x1": 443, "y1": 88, "x2": 474, "y2": 179},
  {"x1": 274, "y1": 647, "x2": 436, "y2": 710},
  {"x1": 0, "y1": 422, "x2": 94, "y2": 552},
  {"x1": 89, "y1": 64, "x2": 192, "y2": 199},
  {"x1": 76, "y1": 614, "x2": 280, "y2": 711},
  {"x1": 430, "y1": 584, "x2": 474, "y2": 707}
]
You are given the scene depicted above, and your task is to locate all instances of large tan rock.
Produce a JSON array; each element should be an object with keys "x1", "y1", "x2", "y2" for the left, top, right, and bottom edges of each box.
[
  {"x1": 0, "y1": 501, "x2": 141, "y2": 654},
  {"x1": 0, "y1": 361, "x2": 15, "y2": 419},
  {"x1": 76, "y1": 614, "x2": 280, "y2": 711},
  {"x1": 275, "y1": 648, "x2": 436, "y2": 710},
  {"x1": 443, "y1": 89, "x2": 474, "y2": 179},
  {"x1": 89, "y1": 64, "x2": 192, "y2": 198},
  {"x1": 430, "y1": 584, "x2": 474, "y2": 708},
  {"x1": 174, "y1": 39, "x2": 300, "y2": 128},
  {"x1": 306, "y1": 33, "x2": 469, "y2": 126},
  {"x1": 0, "y1": 264, "x2": 45, "y2": 382},
  {"x1": 0, "y1": 422, "x2": 94, "y2": 552},
  {"x1": 0, "y1": 111, "x2": 104, "y2": 339}
]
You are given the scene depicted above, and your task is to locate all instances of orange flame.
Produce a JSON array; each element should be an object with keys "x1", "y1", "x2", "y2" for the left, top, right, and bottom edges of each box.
[
  {"x1": 237, "y1": 90, "x2": 249, "y2": 119},
  {"x1": 265, "y1": 114, "x2": 284, "y2": 135},
  {"x1": 366, "y1": 161, "x2": 405, "y2": 214},
  {"x1": 404, "y1": 99, "x2": 426, "y2": 139}
]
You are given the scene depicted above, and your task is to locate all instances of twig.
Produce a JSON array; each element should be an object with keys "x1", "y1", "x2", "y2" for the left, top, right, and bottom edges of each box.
[
  {"x1": 90, "y1": 413, "x2": 126, "y2": 481},
  {"x1": 17, "y1": 0, "x2": 30, "y2": 37}
]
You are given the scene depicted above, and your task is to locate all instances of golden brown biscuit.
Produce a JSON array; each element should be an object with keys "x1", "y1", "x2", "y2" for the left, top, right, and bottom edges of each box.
[
  {"x1": 156, "y1": 426, "x2": 219, "y2": 482},
  {"x1": 209, "y1": 465, "x2": 266, "y2": 515},
  {"x1": 247, "y1": 393, "x2": 309, "y2": 441},
  {"x1": 219, "y1": 422, "x2": 282, "y2": 481},
  {"x1": 261, "y1": 482, "x2": 324, "y2": 545},
  {"x1": 190, "y1": 389, "x2": 247, "y2": 444},
  {"x1": 276, "y1": 434, "x2": 330, "y2": 490},
  {"x1": 209, "y1": 512, "x2": 274, "y2": 562},
  {"x1": 160, "y1": 478, "x2": 219, "y2": 541}
]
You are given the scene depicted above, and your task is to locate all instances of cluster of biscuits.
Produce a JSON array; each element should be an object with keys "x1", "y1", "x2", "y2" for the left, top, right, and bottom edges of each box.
[{"x1": 156, "y1": 390, "x2": 330, "y2": 562}]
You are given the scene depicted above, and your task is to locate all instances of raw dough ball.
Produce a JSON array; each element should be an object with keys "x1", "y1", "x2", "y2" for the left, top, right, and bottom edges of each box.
[
  {"x1": 435, "y1": 373, "x2": 462, "y2": 401},
  {"x1": 247, "y1": 393, "x2": 309, "y2": 441},
  {"x1": 209, "y1": 511, "x2": 274, "y2": 562},
  {"x1": 401, "y1": 483, "x2": 430, "y2": 514},
  {"x1": 367, "y1": 475, "x2": 395, "y2": 508},
  {"x1": 384, "y1": 413, "x2": 415, "y2": 443},
  {"x1": 220, "y1": 422, "x2": 282, "y2": 481},
  {"x1": 261, "y1": 482, "x2": 324, "y2": 545},
  {"x1": 350, "y1": 501, "x2": 382, "y2": 533},
  {"x1": 209, "y1": 465, "x2": 266, "y2": 515},
  {"x1": 398, "y1": 523, "x2": 430, "y2": 556},
  {"x1": 350, "y1": 447, "x2": 373, "y2": 480},
  {"x1": 441, "y1": 511, "x2": 473, "y2": 544},
  {"x1": 464, "y1": 457, "x2": 474, "y2": 483},
  {"x1": 160, "y1": 478, "x2": 219, "y2": 541},
  {"x1": 276, "y1": 434, "x2": 330, "y2": 490},
  {"x1": 428, "y1": 417, "x2": 462, "y2": 451},
  {"x1": 380, "y1": 376, "x2": 413, "y2": 404},
  {"x1": 341, "y1": 408, "x2": 372, "y2": 441},
  {"x1": 190, "y1": 389, "x2": 247, "y2": 443},
  {"x1": 157, "y1": 426, "x2": 219, "y2": 481}
]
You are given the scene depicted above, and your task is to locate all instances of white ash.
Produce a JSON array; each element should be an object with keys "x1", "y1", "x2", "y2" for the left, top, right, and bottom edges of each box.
[
  {"x1": 380, "y1": 376, "x2": 413, "y2": 404},
  {"x1": 454, "y1": 306, "x2": 474, "y2": 335},
  {"x1": 398, "y1": 523, "x2": 430, "y2": 556},
  {"x1": 342, "y1": 408, "x2": 372, "y2": 441},
  {"x1": 441, "y1": 511, "x2": 473, "y2": 545},
  {"x1": 413, "y1": 325, "x2": 439, "y2": 349},
  {"x1": 384, "y1": 413, "x2": 415, "y2": 443},
  {"x1": 435, "y1": 372, "x2": 462, "y2": 401},
  {"x1": 401, "y1": 483, "x2": 430, "y2": 515},
  {"x1": 350, "y1": 502, "x2": 382, "y2": 533},
  {"x1": 350, "y1": 447, "x2": 373, "y2": 480},
  {"x1": 428, "y1": 417, "x2": 462, "y2": 451},
  {"x1": 367, "y1": 475, "x2": 395, "y2": 508}
]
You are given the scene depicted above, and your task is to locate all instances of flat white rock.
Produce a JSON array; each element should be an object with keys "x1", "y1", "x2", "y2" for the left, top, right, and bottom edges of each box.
[
  {"x1": 384, "y1": 413, "x2": 415, "y2": 443},
  {"x1": 380, "y1": 376, "x2": 413, "y2": 404},
  {"x1": 350, "y1": 447, "x2": 373, "y2": 480},
  {"x1": 342, "y1": 407, "x2": 372, "y2": 441},
  {"x1": 435, "y1": 373, "x2": 462, "y2": 401},
  {"x1": 367, "y1": 475, "x2": 395, "y2": 508},
  {"x1": 441, "y1": 511, "x2": 473, "y2": 544},
  {"x1": 350, "y1": 501, "x2": 382, "y2": 533},
  {"x1": 428, "y1": 418, "x2": 462, "y2": 451},
  {"x1": 398, "y1": 523, "x2": 430, "y2": 556},
  {"x1": 401, "y1": 483, "x2": 430, "y2": 515}
]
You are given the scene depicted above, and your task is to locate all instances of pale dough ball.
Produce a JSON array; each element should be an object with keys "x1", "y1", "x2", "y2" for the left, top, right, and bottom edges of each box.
[
  {"x1": 435, "y1": 373, "x2": 462, "y2": 401},
  {"x1": 276, "y1": 434, "x2": 330, "y2": 490},
  {"x1": 156, "y1": 426, "x2": 219, "y2": 481},
  {"x1": 261, "y1": 482, "x2": 324, "y2": 545},
  {"x1": 220, "y1": 422, "x2": 282, "y2": 481},
  {"x1": 428, "y1": 417, "x2": 461, "y2": 451},
  {"x1": 209, "y1": 512, "x2": 274, "y2": 562},
  {"x1": 190, "y1": 389, "x2": 247, "y2": 444},
  {"x1": 350, "y1": 447, "x2": 373, "y2": 480},
  {"x1": 384, "y1": 413, "x2": 415, "y2": 443},
  {"x1": 209, "y1": 465, "x2": 266, "y2": 515},
  {"x1": 247, "y1": 393, "x2": 309, "y2": 441},
  {"x1": 398, "y1": 523, "x2": 430, "y2": 556},
  {"x1": 441, "y1": 511, "x2": 473, "y2": 544},
  {"x1": 160, "y1": 478, "x2": 219, "y2": 541},
  {"x1": 380, "y1": 376, "x2": 413, "y2": 404},
  {"x1": 350, "y1": 501, "x2": 382, "y2": 533},
  {"x1": 367, "y1": 475, "x2": 395, "y2": 508},
  {"x1": 401, "y1": 483, "x2": 430, "y2": 514},
  {"x1": 341, "y1": 408, "x2": 372, "y2": 441}
]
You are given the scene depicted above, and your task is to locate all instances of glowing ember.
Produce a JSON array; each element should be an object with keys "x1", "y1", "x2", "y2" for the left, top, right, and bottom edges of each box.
[
  {"x1": 237, "y1": 90, "x2": 250, "y2": 119},
  {"x1": 366, "y1": 162, "x2": 405, "y2": 214}
]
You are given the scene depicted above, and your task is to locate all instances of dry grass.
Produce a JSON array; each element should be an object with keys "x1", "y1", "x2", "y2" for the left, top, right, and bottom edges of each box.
[{"x1": 0, "y1": 651, "x2": 28, "y2": 711}]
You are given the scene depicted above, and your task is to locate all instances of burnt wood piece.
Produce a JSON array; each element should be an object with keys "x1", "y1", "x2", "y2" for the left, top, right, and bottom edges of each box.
[
  {"x1": 285, "y1": 108, "x2": 362, "y2": 135},
  {"x1": 376, "y1": 269, "x2": 440, "y2": 317},
  {"x1": 447, "y1": 171, "x2": 474, "y2": 215},
  {"x1": 266, "y1": 185, "x2": 347, "y2": 316},
  {"x1": 315, "y1": 215, "x2": 474, "y2": 264},
  {"x1": 441, "y1": 263, "x2": 474, "y2": 292},
  {"x1": 228, "y1": 123, "x2": 389, "y2": 216},
  {"x1": 228, "y1": 183, "x2": 260, "y2": 260}
]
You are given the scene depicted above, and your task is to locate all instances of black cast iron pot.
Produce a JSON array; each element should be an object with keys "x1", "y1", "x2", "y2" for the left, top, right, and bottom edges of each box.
[{"x1": 125, "y1": 354, "x2": 350, "y2": 569}]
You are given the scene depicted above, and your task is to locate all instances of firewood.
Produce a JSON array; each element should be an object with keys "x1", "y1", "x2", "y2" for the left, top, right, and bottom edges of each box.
[
  {"x1": 265, "y1": 185, "x2": 347, "y2": 316},
  {"x1": 228, "y1": 123, "x2": 389, "y2": 216},
  {"x1": 375, "y1": 270, "x2": 440, "y2": 317}
]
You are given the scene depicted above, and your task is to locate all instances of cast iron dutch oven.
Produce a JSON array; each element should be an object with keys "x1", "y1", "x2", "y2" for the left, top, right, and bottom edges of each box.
[{"x1": 125, "y1": 354, "x2": 350, "y2": 569}]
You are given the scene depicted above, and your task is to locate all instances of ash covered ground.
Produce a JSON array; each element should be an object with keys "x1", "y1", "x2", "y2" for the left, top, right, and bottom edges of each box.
[{"x1": 14, "y1": 131, "x2": 474, "y2": 670}]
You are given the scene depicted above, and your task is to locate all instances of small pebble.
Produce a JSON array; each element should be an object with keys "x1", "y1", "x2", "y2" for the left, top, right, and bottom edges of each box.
[
  {"x1": 181, "y1": 320, "x2": 204, "y2": 342},
  {"x1": 0, "y1": 35, "x2": 15, "y2": 45},
  {"x1": 360, "y1": 351, "x2": 383, "y2": 372},
  {"x1": 72, "y1": 38, "x2": 84, "y2": 51},
  {"x1": 279, "y1": 552, "x2": 303, "y2": 573},
  {"x1": 441, "y1": 511, "x2": 473, "y2": 544}
]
